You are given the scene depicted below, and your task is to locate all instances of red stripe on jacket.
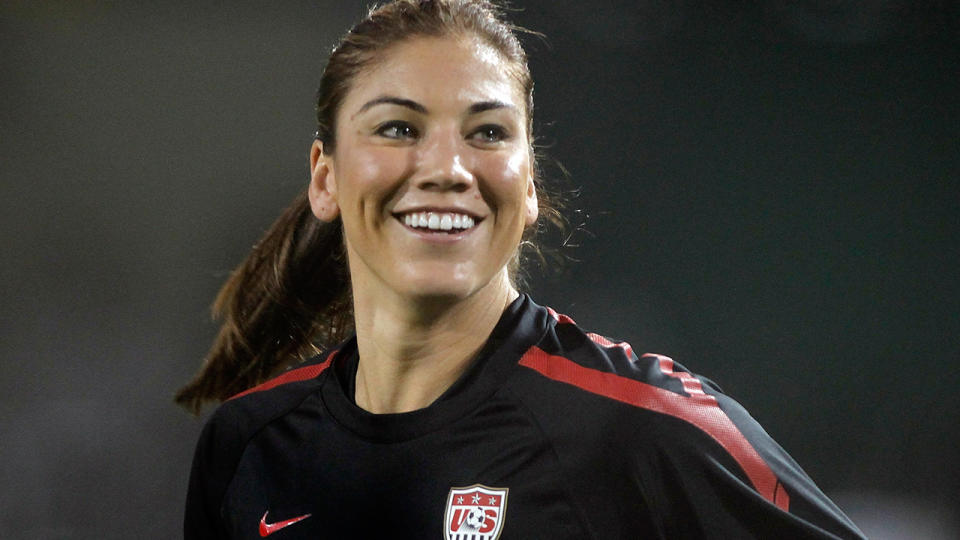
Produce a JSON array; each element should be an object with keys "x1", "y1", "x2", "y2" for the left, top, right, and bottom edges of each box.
[
  {"x1": 518, "y1": 345, "x2": 789, "y2": 511},
  {"x1": 228, "y1": 351, "x2": 335, "y2": 401}
]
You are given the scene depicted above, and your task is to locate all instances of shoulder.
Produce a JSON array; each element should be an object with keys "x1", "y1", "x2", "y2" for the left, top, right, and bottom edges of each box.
[
  {"x1": 510, "y1": 305, "x2": 789, "y2": 508},
  {"x1": 507, "y1": 303, "x2": 865, "y2": 538},
  {"x1": 205, "y1": 350, "x2": 337, "y2": 446},
  {"x1": 514, "y1": 304, "x2": 718, "y2": 417},
  {"x1": 185, "y1": 350, "x2": 338, "y2": 536},
  {"x1": 193, "y1": 350, "x2": 337, "y2": 486}
]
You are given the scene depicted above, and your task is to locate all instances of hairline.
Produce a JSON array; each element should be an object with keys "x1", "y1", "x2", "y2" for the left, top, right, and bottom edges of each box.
[{"x1": 327, "y1": 32, "x2": 533, "y2": 153}]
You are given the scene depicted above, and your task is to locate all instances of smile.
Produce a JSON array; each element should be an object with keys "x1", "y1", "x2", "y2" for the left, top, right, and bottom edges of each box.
[{"x1": 398, "y1": 211, "x2": 478, "y2": 232}]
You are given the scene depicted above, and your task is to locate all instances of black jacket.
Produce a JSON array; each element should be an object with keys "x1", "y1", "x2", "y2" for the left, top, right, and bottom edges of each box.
[{"x1": 185, "y1": 295, "x2": 865, "y2": 539}]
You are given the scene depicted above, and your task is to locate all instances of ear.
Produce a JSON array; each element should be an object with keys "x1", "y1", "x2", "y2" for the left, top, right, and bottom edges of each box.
[
  {"x1": 308, "y1": 140, "x2": 340, "y2": 222},
  {"x1": 523, "y1": 173, "x2": 538, "y2": 227}
]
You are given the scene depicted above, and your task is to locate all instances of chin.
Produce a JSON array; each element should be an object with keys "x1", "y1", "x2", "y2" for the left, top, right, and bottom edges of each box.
[
  {"x1": 402, "y1": 279, "x2": 478, "y2": 304},
  {"x1": 394, "y1": 263, "x2": 504, "y2": 305}
]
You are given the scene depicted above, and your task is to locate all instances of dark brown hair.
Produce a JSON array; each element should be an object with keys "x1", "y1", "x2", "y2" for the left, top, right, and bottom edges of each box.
[{"x1": 175, "y1": 0, "x2": 563, "y2": 413}]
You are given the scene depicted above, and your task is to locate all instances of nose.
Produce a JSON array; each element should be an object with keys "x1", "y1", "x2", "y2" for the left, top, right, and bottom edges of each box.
[{"x1": 413, "y1": 127, "x2": 475, "y2": 192}]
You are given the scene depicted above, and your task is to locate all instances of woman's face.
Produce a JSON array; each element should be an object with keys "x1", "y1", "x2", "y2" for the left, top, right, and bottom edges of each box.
[{"x1": 309, "y1": 35, "x2": 537, "y2": 305}]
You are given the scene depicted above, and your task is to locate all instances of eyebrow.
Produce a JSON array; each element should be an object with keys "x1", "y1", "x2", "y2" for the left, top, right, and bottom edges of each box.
[
  {"x1": 355, "y1": 96, "x2": 427, "y2": 117},
  {"x1": 468, "y1": 100, "x2": 516, "y2": 115},
  {"x1": 353, "y1": 96, "x2": 517, "y2": 118}
]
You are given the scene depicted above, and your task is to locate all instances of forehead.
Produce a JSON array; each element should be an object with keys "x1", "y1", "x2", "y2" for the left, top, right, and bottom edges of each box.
[{"x1": 343, "y1": 36, "x2": 525, "y2": 115}]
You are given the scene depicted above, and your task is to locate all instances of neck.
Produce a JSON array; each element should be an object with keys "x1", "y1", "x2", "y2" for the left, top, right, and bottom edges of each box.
[{"x1": 350, "y1": 273, "x2": 517, "y2": 414}]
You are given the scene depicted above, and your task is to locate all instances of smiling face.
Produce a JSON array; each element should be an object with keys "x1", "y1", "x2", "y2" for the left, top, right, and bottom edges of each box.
[{"x1": 308, "y1": 35, "x2": 538, "y2": 307}]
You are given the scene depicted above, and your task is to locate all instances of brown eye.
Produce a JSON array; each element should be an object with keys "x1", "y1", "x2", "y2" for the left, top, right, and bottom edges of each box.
[
  {"x1": 377, "y1": 121, "x2": 419, "y2": 140},
  {"x1": 469, "y1": 124, "x2": 508, "y2": 144}
]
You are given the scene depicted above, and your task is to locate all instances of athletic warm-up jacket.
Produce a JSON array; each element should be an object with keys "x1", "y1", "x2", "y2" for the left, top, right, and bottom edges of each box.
[{"x1": 185, "y1": 295, "x2": 865, "y2": 539}]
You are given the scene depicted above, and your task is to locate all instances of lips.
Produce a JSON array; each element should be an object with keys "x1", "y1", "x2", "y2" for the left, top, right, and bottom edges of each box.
[{"x1": 397, "y1": 211, "x2": 479, "y2": 232}]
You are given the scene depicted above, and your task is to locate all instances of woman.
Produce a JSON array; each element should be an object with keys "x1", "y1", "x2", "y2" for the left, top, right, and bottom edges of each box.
[{"x1": 179, "y1": 1, "x2": 865, "y2": 538}]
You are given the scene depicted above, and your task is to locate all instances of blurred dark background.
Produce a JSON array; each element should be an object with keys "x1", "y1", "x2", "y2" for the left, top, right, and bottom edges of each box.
[{"x1": 1, "y1": 1, "x2": 957, "y2": 538}]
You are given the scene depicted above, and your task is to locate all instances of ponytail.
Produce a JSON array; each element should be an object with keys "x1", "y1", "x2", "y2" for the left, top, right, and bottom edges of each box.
[
  {"x1": 177, "y1": 0, "x2": 563, "y2": 414},
  {"x1": 175, "y1": 190, "x2": 352, "y2": 414}
]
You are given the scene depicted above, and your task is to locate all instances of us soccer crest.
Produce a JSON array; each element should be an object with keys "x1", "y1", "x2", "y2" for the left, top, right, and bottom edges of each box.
[{"x1": 444, "y1": 484, "x2": 509, "y2": 540}]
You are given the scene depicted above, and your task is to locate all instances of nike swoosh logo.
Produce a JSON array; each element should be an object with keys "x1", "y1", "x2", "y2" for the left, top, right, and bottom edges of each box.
[{"x1": 259, "y1": 511, "x2": 312, "y2": 537}]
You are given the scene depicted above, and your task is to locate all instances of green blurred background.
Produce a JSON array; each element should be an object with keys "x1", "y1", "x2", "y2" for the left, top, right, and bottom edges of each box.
[{"x1": 1, "y1": 1, "x2": 957, "y2": 538}]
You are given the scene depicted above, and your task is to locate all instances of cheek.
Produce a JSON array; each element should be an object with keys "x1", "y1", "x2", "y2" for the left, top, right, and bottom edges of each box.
[
  {"x1": 482, "y1": 150, "x2": 531, "y2": 209},
  {"x1": 339, "y1": 148, "x2": 409, "y2": 208},
  {"x1": 505, "y1": 150, "x2": 529, "y2": 179}
]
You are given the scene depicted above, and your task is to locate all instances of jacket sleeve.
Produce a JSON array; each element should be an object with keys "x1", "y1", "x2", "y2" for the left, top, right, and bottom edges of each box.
[
  {"x1": 184, "y1": 408, "x2": 242, "y2": 540},
  {"x1": 638, "y1": 380, "x2": 867, "y2": 540}
]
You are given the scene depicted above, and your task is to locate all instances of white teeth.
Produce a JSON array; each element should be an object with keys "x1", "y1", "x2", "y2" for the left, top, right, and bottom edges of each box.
[{"x1": 399, "y1": 211, "x2": 477, "y2": 231}]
